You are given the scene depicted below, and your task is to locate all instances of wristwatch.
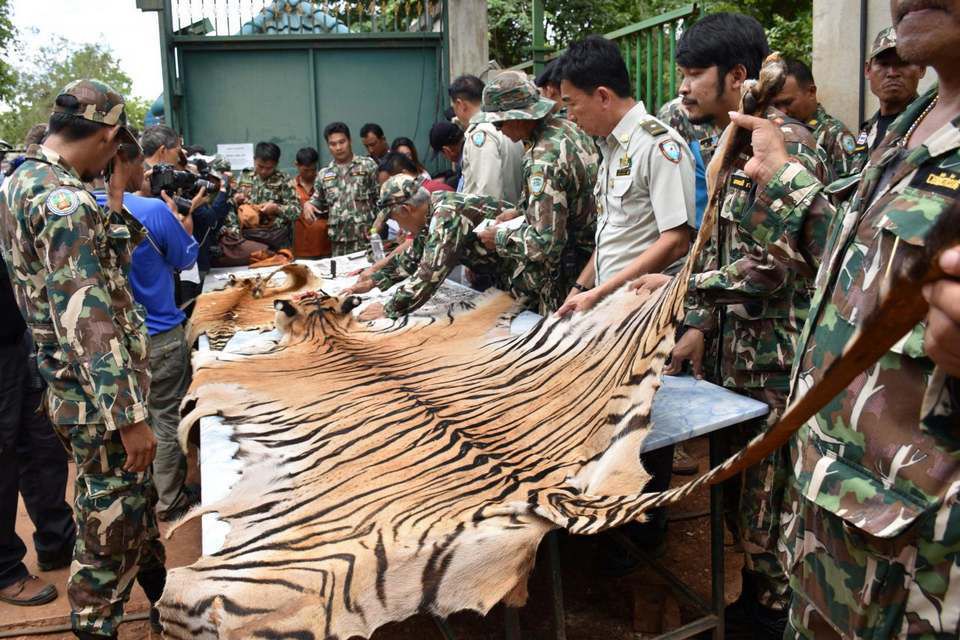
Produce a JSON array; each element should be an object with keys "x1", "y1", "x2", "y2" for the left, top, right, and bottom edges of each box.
[{"x1": 572, "y1": 282, "x2": 589, "y2": 292}]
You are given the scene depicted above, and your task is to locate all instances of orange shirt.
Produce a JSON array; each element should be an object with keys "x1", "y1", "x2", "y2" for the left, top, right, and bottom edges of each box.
[
  {"x1": 290, "y1": 176, "x2": 330, "y2": 258},
  {"x1": 291, "y1": 176, "x2": 314, "y2": 205}
]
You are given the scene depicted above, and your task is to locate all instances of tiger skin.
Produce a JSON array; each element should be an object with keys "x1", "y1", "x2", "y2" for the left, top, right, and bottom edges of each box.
[
  {"x1": 186, "y1": 263, "x2": 322, "y2": 349},
  {"x1": 159, "y1": 278, "x2": 688, "y2": 639},
  {"x1": 157, "y1": 56, "x2": 788, "y2": 639}
]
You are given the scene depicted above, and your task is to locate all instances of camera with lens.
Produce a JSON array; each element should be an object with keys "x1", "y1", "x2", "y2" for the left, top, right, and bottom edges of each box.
[{"x1": 149, "y1": 162, "x2": 219, "y2": 215}]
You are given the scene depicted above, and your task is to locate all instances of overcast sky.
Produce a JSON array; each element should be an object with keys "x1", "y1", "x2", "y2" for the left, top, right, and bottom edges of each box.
[{"x1": 11, "y1": 0, "x2": 164, "y2": 100}]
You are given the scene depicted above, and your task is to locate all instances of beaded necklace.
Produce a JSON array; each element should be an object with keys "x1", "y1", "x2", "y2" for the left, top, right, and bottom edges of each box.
[{"x1": 900, "y1": 94, "x2": 939, "y2": 148}]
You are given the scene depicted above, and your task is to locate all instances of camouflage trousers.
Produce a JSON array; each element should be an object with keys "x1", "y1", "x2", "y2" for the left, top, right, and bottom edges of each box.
[
  {"x1": 723, "y1": 386, "x2": 791, "y2": 611},
  {"x1": 332, "y1": 238, "x2": 367, "y2": 257},
  {"x1": 55, "y1": 422, "x2": 166, "y2": 638},
  {"x1": 782, "y1": 481, "x2": 960, "y2": 639},
  {"x1": 330, "y1": 217, "x2": 372, "y2": 257}
]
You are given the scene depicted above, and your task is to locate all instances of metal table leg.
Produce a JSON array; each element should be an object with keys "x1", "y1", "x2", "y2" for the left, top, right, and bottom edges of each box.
[
  {"x1": 433, "y1": 616, "x2": 457, "y2": 640},
  {"x1": 547, "y1": 531, "x2": 567, "y2": 640},
  {"x1": 504, "y1": 606, "x2": 521, "y2": 640},
  {"x1": 709, "y1": 431, "x2": 725, "y2": 640}
]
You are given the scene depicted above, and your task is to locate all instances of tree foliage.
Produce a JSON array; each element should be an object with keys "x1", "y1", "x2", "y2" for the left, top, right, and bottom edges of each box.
[
  {"x1": 0, "y1": 39, "x2": 140, "y2": 147},
  {"x1": 0, "y1": 0, "x2": 17, "y2": 103},
  {"x1": 488, "y1": 0, "x2": 813, "y2": 68}
]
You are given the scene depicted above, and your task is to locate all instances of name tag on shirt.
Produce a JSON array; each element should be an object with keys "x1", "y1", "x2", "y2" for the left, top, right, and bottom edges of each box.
[
  {"x1": 910, "y1": 165, "x2": 960, "y2": 197},
  {"x1": 729, "y1": 174, "x2": 753, "y2": 192}
]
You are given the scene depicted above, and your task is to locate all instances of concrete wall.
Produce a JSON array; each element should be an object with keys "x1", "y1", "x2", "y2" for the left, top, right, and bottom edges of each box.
[
  {"x1": 812, "y1": 0, "x2": 937, "y2": 130},
  {"x1": 447, "y1": 0, "x2": 489, "y2": 80}
]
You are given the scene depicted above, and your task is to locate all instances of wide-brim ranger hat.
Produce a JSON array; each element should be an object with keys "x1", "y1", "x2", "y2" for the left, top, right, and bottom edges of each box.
[
  {"x1": 472, "y1": 70, "x2": 555, "y2": 124},
  {"x1": 52, "y1": 79, "x2": 141, "y2": 152}
]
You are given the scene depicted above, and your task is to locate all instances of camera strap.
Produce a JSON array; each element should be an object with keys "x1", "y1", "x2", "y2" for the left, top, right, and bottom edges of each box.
[{"x1": 140, "y1": 227, "x2": 165, "y2": 259}]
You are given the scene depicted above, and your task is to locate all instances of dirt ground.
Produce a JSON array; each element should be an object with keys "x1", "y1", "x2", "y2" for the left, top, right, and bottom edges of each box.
[{"x1": 2, "y1": 436, "x2": 742, "y2": 640}]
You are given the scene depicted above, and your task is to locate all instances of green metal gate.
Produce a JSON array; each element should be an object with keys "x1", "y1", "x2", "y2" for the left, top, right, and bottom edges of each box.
[
  {"x1": 513, "y1": 3, "x2": 700, "y2": 115},
  {"x1": 139, "y1": 0, "x2": 450, "y2": 170}
]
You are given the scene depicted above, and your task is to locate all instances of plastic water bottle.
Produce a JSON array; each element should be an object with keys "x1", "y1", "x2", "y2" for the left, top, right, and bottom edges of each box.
[{"x1": 369, "y1": 227, "x2": 385, "y2": 261}]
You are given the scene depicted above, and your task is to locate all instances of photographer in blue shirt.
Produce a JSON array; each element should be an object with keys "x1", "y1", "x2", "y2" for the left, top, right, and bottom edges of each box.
[
  {"x1": 141, "y1": 126, "x2": 231, "y2": 312},
  {"x1": 95, "y1": 139, "x2": 200, "y2": 521}
]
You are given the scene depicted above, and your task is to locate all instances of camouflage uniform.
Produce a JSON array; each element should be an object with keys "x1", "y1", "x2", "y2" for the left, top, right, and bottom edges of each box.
[
  {"x1": 752, "y1": 86, "x2": 960, "y2": 639},
  {"x1": 223, "y1": 168, "x2": 300, "y2": 235},
  {"x1": 474, "y1": 71, "x2": 599, "y2": 315},
  {"x1": 683, "y1": 109, "x2": 834, "y2": 609},
  {"x1": 806, "y1": 103, "x2": 859, "y2": 182},
  {"x1": 308, "y1": 155, "x2": 379, "y2": 256},
  {"x1": 657, "y1": 96, "x2": 723, "y2": 168},
  {"x1": 0, "y1": 80, "x2": 165, "y2": 638},
  {"x1": 370, "y1": 175, "x2": 507, "y2": 318},
  {"x1": 850, "y1": 27, "x2": 908, "y2": 174}
]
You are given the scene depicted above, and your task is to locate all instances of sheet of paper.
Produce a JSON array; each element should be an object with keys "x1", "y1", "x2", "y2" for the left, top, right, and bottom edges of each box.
[
  {"x1": 180, "y1": 263, "x2": 201, "y2": 284},
  {"x1": 216, "y1": 143, "x2": 255, "y2": 170},
  {"x1": 473, "y1": 216, "x2": 525, "y2": 233}
]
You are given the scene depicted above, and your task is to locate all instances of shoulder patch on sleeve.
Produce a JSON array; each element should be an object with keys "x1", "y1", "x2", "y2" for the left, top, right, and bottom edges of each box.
[
  {"x1": 658, "y1": 139, "x2": 682, "y2": 164},
  {"x1": 640, "y1": 118, "x2": 668, "y2": 137},
  {"x1": 528, "y1": 173, "x2": 546, "y2": 197},
  {"x1": 471, "y1": 130, "x2": 487, "y2": 148},
  {"x1": 841, "y1": 133, "x2": 857, "y2": 155},
  {"x1": 45, "y1": 188, "x2": 82, "y2": 217}
]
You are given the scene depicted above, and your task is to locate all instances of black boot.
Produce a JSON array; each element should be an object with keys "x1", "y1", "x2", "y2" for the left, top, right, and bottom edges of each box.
[
  {"x1": 718, "y1": 568, "x2": 758, "y2": 640},
  {"x1": 699, "y1": 569, "x2": 788, "y2": 640},
  {"x1": 137, "y1": 565, "x2": 167, "y2": 633},
  {"x1": 750, "y1": 595, "x2": 788, "y2": 639},
  {"x1": 149, "y1": 605, "x2": 162, "y2": 633}
]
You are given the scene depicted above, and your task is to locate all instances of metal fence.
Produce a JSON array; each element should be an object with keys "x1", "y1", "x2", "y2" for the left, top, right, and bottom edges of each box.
[
  {"x1": 513, "y1": 2, "x2": 700, "y2": 115},
  {"x1": 167, "y1": 0, "x2": 442, "y2": 36}
]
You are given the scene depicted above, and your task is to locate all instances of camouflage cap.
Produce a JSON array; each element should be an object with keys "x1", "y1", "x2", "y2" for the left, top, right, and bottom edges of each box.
[
  {"x1": 377, "y1": 173, "x2": 420, "y2": 213},
  {"x1": 52, "y1": 79, "x2": 140, "y2": 151},
  {"x1": 369, "y1": 174, "x2": 419, "y2": 232},
  {"x1": 473, "y1": 70, "x2": 555, "y2": 124},
  {"x1": 869, "y1": 26, "x2": 897, "y2": 61}
]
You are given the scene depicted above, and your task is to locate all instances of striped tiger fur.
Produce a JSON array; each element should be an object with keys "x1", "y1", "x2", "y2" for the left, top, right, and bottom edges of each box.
[
  {"x1": 159, "y1": 274, "x2": 688, "y2": 638},
  {"x1": 157, "y1": 55, "x2": 789, "y2": 639},
  {"x1": 186, "y1": 263, "x2": 322, "y2": 349}
]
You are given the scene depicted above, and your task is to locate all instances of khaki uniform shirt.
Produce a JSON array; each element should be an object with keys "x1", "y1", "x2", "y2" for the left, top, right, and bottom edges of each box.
[
  {"x1": 595, "y1": 102, "x2": 696, "y2": 285},
  {"x1": 461, "y1": 120, "x2": 524, "y2": 205}
]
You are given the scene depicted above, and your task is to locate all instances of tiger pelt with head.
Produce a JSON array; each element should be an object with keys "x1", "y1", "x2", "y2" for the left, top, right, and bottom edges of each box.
[
  {"x1": 160, "y1": 277, "x2": 685, "y2": 639},
  {"x1": 160, "y1": 53, "x2": 790, "y2": 640}
]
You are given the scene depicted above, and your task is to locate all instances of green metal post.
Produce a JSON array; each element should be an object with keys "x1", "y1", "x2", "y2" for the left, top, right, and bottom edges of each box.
[
  {"x1": 635, "y1": 35, "x2": 642, "y2": 102},
  {"x1": 158, "y1": 0, "x2": 178, "y2": 131},
  {"x1": 656, "y1": 27, "x2": 664, "y2": 110},
  {"x1": 441, "y1": 0, "x2": 451, "y2": 82},
  {"x1": 308, "y1": 50, "x2": 320, "y2": 147},
  {"x1": 645, "y1": 31, "x2": 653, "y2": 107},
  {"x1": 532, "y1": 0, "x2": 546, "y2": 77},
  {"x1": 622, "y1": 39, "x2": 631, "y2": 97},
  {"x1": 669, "y1": 22, "x2": 677, "y2": 99}
]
